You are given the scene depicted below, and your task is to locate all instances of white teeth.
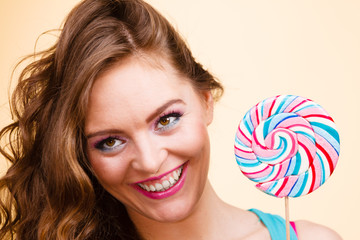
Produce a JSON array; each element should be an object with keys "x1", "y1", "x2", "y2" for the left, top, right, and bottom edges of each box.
[
  {"x1": 169, "y1": 177, "x2": 175, "y2": 185},
  {"x1": 137, "y1": 165, "x2": 184, "y2": 192},
  {"x1": 162, "y1": 180, "x2": 170, "y2": 190},
  {"x1": 173, "y1": 166, "x2": 183, "y2": 180},
  {"x1": 173, "y1": 171, "x2": 179, "y2": 180},
  {"x1": 155, "y1": 183, "x2": 164, "y2": 191}
]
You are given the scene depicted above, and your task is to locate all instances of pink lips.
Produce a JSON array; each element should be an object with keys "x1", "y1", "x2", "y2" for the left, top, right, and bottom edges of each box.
[{"x1": 132, "y1": 162, "x2": 188, "y2": 200}]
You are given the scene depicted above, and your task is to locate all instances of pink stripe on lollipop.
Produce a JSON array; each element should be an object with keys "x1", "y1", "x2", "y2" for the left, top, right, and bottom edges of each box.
[{"x1": 234, "y1": 95, "x2": 340, "y2": 198}]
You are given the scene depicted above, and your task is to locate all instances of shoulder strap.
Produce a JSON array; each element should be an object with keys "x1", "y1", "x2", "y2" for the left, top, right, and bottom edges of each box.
[{"x1": 249, "y1": 208, "x2": 298, "y2": 240}]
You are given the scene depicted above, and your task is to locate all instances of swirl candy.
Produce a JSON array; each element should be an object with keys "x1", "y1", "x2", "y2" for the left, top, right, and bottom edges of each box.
[{"x1": 234, "y1": 95, "x2": 340, "y2": 198}]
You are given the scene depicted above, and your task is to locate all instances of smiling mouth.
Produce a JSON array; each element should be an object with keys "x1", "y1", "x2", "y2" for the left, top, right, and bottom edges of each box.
[
  {"x1": 132, "y1": 162, "x2": 188, "y2": 199},
  {"x1": 137, "y1": 165, "x2": 183, "y2": 192}
]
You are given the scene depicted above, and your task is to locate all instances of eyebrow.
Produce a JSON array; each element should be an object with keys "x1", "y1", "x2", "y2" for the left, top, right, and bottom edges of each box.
[
  {"x1": 86, "y1": 98, "x2": 185, "y2": 139},
  {"x1": 145, "y1": 99, "x2": 184, "y2": 122}
]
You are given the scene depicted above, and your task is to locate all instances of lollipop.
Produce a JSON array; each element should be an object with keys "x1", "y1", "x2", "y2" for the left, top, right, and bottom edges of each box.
[{"x1": 234, "y1": 95, "x2": 340, "y2": 198}]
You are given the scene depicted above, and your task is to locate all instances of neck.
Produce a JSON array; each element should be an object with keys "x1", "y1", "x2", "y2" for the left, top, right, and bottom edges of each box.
[{"x1": 129, "y1": 180, "x2": 235, "y2": 240}]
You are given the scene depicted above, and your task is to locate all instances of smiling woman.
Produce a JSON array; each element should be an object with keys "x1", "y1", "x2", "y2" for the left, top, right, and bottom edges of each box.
[
  {"x1": 0, "y1": 0, "x2": 342, "y2": 240},
  {"x1": 85, "y1": 56, "x2": 214, "y2": 224}
]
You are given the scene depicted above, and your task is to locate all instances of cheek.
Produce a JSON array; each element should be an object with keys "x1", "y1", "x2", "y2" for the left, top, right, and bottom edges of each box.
[
  {"x1": 172, "y1": 120, "x2": 210, "y2": 159},
  {"x1": 88, "y1": 152, "x2": 128, "y2": 186}
]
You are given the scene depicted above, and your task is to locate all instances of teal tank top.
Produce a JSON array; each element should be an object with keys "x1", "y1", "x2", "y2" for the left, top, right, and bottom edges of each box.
[{"x1": 249, "y1": 208, "x2": 298, "y2": 240}]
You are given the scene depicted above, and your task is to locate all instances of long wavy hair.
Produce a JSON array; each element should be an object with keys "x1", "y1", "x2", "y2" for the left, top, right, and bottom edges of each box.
[{"x1": 0, "y1": 0, "x2": 223, "y2": 239}]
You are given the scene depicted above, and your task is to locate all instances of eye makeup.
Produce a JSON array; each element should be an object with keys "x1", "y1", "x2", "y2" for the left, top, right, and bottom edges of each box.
[
  {"x1": 87, "y1": 108, "x2": 184, "y2": 153},
  {"x1": 154, "y1": 110, "x2": 183, "y2": 132},
  {"x1": 93, "y1": 135, "x2": 126, "y2": 152}
]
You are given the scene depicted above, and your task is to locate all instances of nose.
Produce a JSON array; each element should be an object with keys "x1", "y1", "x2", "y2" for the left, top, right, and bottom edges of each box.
[{"x1": 131, "y1": 133, "x2": 168, "y2": 174}]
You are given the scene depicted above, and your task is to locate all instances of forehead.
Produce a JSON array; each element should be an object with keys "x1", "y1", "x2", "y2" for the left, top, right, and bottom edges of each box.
[
  {"x1": 85, "y1": 56, "x2": 198, "y2": 131},
  {"x1": 90, "y1": 55, "x2": 190, "y2": 104}
]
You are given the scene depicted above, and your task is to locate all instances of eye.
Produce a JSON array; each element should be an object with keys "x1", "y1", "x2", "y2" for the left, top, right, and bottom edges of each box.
[
  {"x1": 95, "y1": 137, "x2": 125, "y2": 152},
  {"x1": 159, "y1": 117, "x2": 171, "y2": 126},
  {"x1": 104, "y1": 139, "x2": 117, "y2": 147},
  {"x1": 155, "y1": 112, "x2": 182, "y2": 132}
]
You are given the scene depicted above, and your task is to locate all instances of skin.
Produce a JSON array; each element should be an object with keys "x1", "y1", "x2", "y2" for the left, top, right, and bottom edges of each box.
[
  {"x1": 85, "y1": 55, "x2": 214, "y2": 223},
  {"x1": 85, "y1": 55, "x2": 342, "y2": 239}
]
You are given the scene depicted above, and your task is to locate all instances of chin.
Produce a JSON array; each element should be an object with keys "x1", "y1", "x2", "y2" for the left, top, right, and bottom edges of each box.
[
  {"x1": 147, "y1": 198, "x2": 198, "y2": 223},
  {"x1": 128, "y1": 180, "x2": 205, "y2": 224}
]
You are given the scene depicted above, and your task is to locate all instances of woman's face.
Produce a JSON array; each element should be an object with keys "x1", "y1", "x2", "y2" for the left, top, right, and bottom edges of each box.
[{"x1": 85, "y1": 56, "x2": 213, "y2": 222}]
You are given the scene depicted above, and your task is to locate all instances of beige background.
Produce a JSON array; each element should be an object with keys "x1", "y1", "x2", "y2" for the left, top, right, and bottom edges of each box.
[{"x1": 1, "y1": 0, "x2": 359, "y2": 239}]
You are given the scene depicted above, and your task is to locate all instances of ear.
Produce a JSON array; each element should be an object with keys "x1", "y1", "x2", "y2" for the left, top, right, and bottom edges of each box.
[{"x1": 201, "y1": 90, "x2": 214, "y2": 125}]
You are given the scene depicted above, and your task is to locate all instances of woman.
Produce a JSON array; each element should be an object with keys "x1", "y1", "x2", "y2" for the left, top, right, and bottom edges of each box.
[{"x1": 0, "y1": 0, "x2": 342, "y2": 239}]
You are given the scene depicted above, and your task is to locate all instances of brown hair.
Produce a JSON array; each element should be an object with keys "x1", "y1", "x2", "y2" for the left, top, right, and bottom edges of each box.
[{"x1": 0, "y1": 0, "x2": 223, "y2": 239}]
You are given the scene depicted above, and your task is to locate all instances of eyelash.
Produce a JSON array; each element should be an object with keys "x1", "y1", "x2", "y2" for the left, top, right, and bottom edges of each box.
[
  {"x1": 94, "y1": 136, "x2": 125, "y2": 152},
  {"x1": 93, "y1": 111, "x2": 183, "y2": 152},
  {"x1": 155, "y1": 111, "x2": 183, "y2": 132}
]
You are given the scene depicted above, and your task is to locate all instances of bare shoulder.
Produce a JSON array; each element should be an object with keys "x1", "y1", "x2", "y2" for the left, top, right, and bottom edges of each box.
[{"x1": 295, "y1": 220, "x2": 342, "y2": 240}]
